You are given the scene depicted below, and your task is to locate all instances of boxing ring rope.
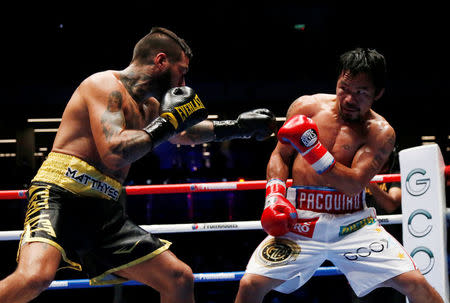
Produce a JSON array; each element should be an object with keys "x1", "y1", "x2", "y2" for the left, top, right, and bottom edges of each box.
[
  {"x1": 0, "y1": 168, "x2": 448, "y2": 291},
  {"x1": 0, "y1": 173, "x2": 403, "y2": 200},
  {"x1": 47, "y1": 267, "x2": 344, "y2": 290},
  {"x1": 0, "y1": 213, "x2": 419, "y2": 242}
]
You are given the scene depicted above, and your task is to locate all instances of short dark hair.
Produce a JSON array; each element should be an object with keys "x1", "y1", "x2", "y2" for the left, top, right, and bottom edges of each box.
[
  {"x1": 132, "y1": 27, "x2": 193, "y2": 64},
  {"x1": 337, "y1": 48, "x2": 386, "y2": 93}
]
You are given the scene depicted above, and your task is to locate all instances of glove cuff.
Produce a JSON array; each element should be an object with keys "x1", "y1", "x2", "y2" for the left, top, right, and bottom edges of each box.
[
  {"x1": 143, "y1": 117, "x2": 175, "y2": 149},
  {"x1": 265, "y1": 179, "x2": 287, "y2": 208},
  {"x1": 303, "y1": 143, "x2": 336, "y2": 174},
  {"x1": 265, "y1": 178, "x2": 286, "y2": 196}
]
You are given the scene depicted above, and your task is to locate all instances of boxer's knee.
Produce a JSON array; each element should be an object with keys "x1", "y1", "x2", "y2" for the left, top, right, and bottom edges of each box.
[
  {"x1": 10, "y1": 265, "x2": 55, "y2": 297},
  {"x1": 239, "y1": 275, "x2": 257, "y2": 293},
  {"x1": 15, "y1": 243, "x2": 59, "y2": 293},
  {"x1": 20, "y1": 263, "x2": 56, "y2": 291},
  {"x1": 237, "y1": 274, "x2": 273, "y2": 299},
  {"x1": 388, "y1": 270, "x2": 443, "y2": 302},
  {"x1": 164, "y1": 262, "x2": 194, "y2": 296}
]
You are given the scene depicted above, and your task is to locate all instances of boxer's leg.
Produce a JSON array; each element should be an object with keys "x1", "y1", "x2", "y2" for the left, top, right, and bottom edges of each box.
[
  {"x1": 115, "y1": 250, "x2": 194, "y2": 303},
  {"x1": 0, "y1": 242, "x2": 61, "y2": 303}
]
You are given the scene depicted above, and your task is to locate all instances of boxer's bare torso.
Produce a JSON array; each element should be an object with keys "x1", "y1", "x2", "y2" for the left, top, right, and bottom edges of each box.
[
  {"x1": 52, "y1": 70, "x2": 160, "y2": 182},
  {"x1": 289, "y1": 93, "x2": 393, "y2": 188},
  {"x1": 268, "y1": 71, "x2": 396, "y2": 195}
]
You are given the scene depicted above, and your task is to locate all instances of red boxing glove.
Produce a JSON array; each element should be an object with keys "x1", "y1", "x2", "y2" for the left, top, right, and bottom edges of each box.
[
  {"x1": 261, "y1": 179, "x2": 297, "y2": 236},
  {"x1": 278, "y1": 115, "x2": 335, "y2": 174}
]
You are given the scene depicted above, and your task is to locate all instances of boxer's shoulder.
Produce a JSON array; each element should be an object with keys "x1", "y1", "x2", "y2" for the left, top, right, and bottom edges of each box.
[
  {"x1": 78, "y1": 71, "x2": 125, "y2": 100},
  {"x1": 288, "y1": 94, "x2": 335, "y2": 118},
  {"x1": 366, "y1": 111, "x2": 394, "y2": 135},
  {"x1": 365, "y1": 112, "x2": 396, "y2": 149},
  {"x1": 81, "y1": 70, "x2": 116, "y2": 84},
  {"x1": 293, "y1": 93, "x2": 334, "y2": 104}
]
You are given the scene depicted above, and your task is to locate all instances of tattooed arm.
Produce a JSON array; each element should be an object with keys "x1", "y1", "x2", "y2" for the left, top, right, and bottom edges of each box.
[
  {"x1": 322, "y1": 119, "x2": 396, "y2": 196},
  {"x1": 87, "y1": 81, "x2": 153, "y2": 170},
  {"x1": 168, "y1": 120, "x2": 215, "y2": 145}
]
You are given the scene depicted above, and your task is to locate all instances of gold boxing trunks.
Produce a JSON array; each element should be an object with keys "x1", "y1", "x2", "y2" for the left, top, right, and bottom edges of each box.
[{"x1": 18, "y1": 152, "x2": 171, "y2": 285}]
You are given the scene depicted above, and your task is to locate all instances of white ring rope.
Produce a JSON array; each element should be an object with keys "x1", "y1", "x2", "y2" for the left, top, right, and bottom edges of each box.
[{"x1": 1, "y1": 210, "x2": 448, "y2": 241}]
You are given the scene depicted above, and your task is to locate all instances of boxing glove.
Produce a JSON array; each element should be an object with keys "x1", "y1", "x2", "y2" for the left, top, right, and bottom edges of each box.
[
  {"x1": 278, "y1": 115, "x2": 335, "y2": 174},
  {"x1": 143, "y1": 86, "x2": 208, "y2": 148},
  {"x1": 261, "y1": 179, "x2": 297, "y2": 236},
  {"x1": 213, "y1": 108, "x2": 277, "y2": 141}
]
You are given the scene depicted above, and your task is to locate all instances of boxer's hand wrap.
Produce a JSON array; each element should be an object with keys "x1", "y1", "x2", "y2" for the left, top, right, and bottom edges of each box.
[
  {"x1": 213, "y1": 108, "x2": 277, "y2": 141},
  {"x1": 261, "y1": 179, "x2": 297, "y2": 237},
  {"x1": 143, "y1": 86, "x2": 208, "y2": 148},
  {"x1": 278, "y1": 114, "x2": 335, "y2": 174}
]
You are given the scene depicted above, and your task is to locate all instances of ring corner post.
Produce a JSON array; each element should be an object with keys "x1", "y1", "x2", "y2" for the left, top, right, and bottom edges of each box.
[{"x1": 399, "y1": 143, "x2": 449, "y2": 303}]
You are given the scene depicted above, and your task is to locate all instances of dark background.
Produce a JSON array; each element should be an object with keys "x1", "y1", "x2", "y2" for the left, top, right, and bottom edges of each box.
[
  {"x1": 2, "y1": 3, "x2": 449, "y2": 147},
  {"x1": 0, "y1": 2, "x2": 449, "y2": 303}
]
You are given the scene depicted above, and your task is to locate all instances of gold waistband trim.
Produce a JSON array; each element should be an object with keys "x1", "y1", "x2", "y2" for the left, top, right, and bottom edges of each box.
[{"x1": 32, "y1": 152, "x2": 121, "y2": 201}]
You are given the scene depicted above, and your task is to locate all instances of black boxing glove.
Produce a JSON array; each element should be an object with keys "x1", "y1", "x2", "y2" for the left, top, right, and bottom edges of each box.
[
  {"x1": 213, "y1": 108, "x2": 277, "y2": 141},
  {"x1": 143, "y1": 86, "x2": 208, "y2": 148}
]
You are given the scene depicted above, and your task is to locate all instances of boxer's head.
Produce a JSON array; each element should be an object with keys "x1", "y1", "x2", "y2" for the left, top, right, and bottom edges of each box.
[
  {"x1": 336, "y1": 48, "x2": 386, "y2": 121},
  {"x1": 131, "y1": 27, "x2": 193, "y2": 95}
]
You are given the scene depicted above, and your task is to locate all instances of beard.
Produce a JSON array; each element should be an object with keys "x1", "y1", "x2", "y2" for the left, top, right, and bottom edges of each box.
[
  {"x1": 130, "y1": 68, "x2": 173, "y2": 102},
  {"x1": 149, "y1": 68, "x2": 173, "y2": 101},
  {"x1": 119, "y1": 67, "x2": 174, "y2": 103},
  {"x1": 338, "y1": 102, "x2": 361, "y2": 122}
]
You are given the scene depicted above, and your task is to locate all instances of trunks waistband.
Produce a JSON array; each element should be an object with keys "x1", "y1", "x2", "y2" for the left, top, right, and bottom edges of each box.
[
  {"x1": 287, "y1": 186, "x2": 366, "y2": 214},
  {"x1": 32, "y1": 152, "x2": 122, "y2": 201}
]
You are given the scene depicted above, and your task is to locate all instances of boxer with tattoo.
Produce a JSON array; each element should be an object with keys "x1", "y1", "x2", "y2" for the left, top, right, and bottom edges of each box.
[
  {"x1": 0, "y1": 27, "x2": 276, "y2": 303},
  {"x1": 235, "y1": 48, "x2": 443, "y2": 303}
]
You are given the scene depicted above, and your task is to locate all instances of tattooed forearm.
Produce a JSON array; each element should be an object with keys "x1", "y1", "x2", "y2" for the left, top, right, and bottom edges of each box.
[
  {"x1": 184, "y1": 123, "x2": 215, "y2": 143},
  {"x1": 171, "y1": 120, "x2": 215, "y2": 145},
  {"x1": 100, "y1": 91, "x2": 152, "y2": 164},
  {"x1": 109, "y1": 131, "x2": 152, "y2": 163}
]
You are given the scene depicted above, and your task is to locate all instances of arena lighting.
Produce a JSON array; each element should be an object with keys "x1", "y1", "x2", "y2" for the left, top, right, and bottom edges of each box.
[
  {"x1": 0, "y1": 140, "x2": 16, "y2": 157},
  {"x1": 34, "y1": 128, "x2": 59, "y2": 133},
  {"x1": 421, "y1": 135, "x2": 436, "y2": 141},
  {"x1": 0, "y1": 153, "x2": 16, "y2": 158},
  {"x1": 27, "y1": 116, "x2": 219, "y2": 122},
  {"x1": 27, "y1": 118, "x2": 62, "y2": 123},
  {"x1": 0, "y1": 152, "x2": 43, "y2": 158},
  {"x1": 421, "y1": 135, "x2": 436, "y2": 145}
]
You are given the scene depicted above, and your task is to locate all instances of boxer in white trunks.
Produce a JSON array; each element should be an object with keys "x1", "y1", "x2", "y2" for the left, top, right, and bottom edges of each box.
[{"x1": 234, "y1": 48, "x2": 444, "y2": 303}]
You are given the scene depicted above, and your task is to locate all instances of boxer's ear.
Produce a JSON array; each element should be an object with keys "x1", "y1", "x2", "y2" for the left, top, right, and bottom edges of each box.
[
  {"x1": 374, "y1": 88, "x2": 385, "y2": 101},
  {"x1": 154, "y1": 53, "x2": 168, "y2": 70}
]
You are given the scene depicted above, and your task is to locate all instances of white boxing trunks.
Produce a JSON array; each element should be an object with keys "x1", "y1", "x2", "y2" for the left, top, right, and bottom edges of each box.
[{"x1": 245, "y1": 186, "x2": 416, "y2": 297}]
